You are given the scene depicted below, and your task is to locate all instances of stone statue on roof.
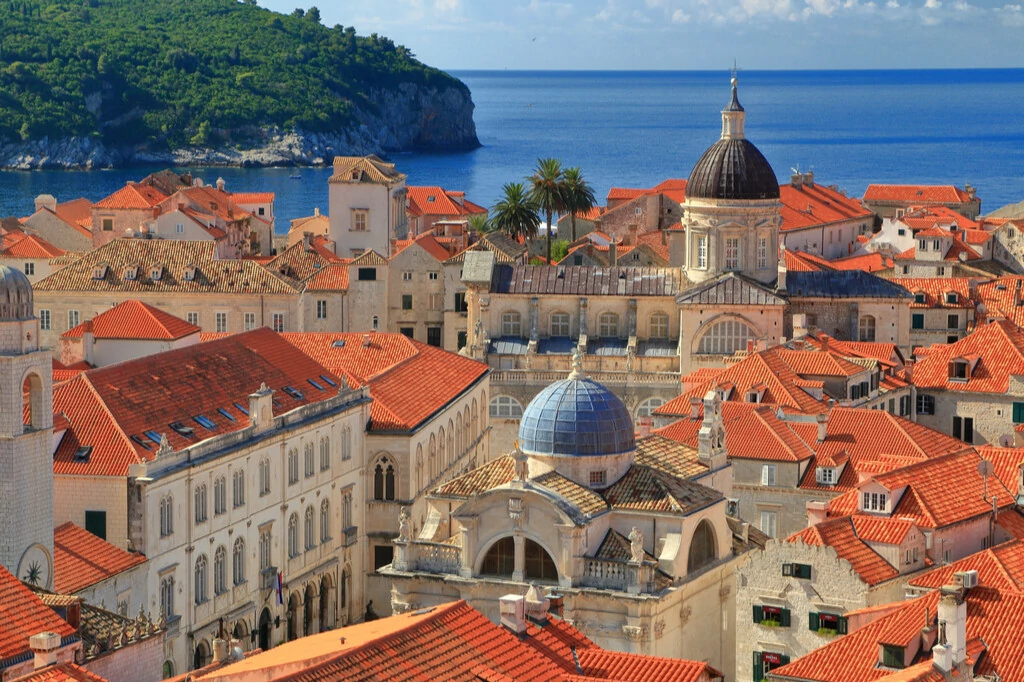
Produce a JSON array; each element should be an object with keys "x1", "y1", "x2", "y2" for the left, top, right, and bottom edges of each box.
[
  {"x1": 398, "y1": 506, "x2": 410, "y2": 542},
  {"x1": 629, "y1": 527, "x2": 644, "y2": 563}
]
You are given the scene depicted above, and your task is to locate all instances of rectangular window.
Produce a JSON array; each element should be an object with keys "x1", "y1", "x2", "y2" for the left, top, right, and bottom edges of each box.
[
  {"x1": 429, "y1": 272, "x2": 439, "y2": 281},
  {"x1": 808, "y1": 612, "x2": 848, "y2": 634},
  {"x1": 374, "y1": 545, "x2": 394, "y2": 572},
  {"x1": 175, "y1": 223, "x2": 185, "y2": 234},
  {"x1": 272, "y1": 313, "x2": 285, "y2": 332},
  {"x1": 352, "y1": 209, "x2": 368, "y2": 232},
  {"x1": 912, "y1": 313, "x2": 924, "y2": 330},
  {"x1": 187, "y1": 312, "x2": 199, "y2": 326},
  {"x1": 357, "y1": 267, "x2": 376, "y2": 281},
  {"x1": 933, "y1": 239, "x2": 940, "y2": 251},
  {"x1": 402, "y1": 294, "x2": 413, "y2": 310},
  {"x1": 244, "y1": 312, "x2": 256, "y2": 331},
  {"x1": 919, "y1": 239, "x2": 927, "y2": 251},
  {"x1": 760, "y1": 510, "x2": 778, "y2": 538},
  {"x1": 1013, "y1": 402, "x2": 1024, "y2": 424},
  {"x1": 953, "y1": 416, "x2": 974, "y2": 443},
  {"x1": 402, "y1": 271, "x2": 413, "y2": 281},
  {"x1": 400, "y1": 327, "x2": 414, "y2": 339},
  {"x1": 39, "y1": 309, "x2": 51, "y2": 330},
  {"x1": 917, "y1": 394, "x2": 935, "y2": 415},
  {"x1": 68, "y1": 310, "x2": 80, "y2": 329},
  {"x1": 761, "y1": 464, "x2": 776, "y2": 486},
  {"x1": 454, "y1": 292, "x2": 468, "y2": 313},
  {"x1": 215, "y1": 312, "x2": 227, "y2": 333},
  {"x1": 757, "y1": 236, "x2": 768, "y2": 268},
  {"x1": 85, "y1": 510, "x2": 107, "y2": 540},
  {"x1": 696, "y1": 236, "x2": 707, "y2": 269},
  {"x1": 316, "y1": 300, "x2": 328, "y2": 320},
  {"x1": 947, "y1": 313, "x2": 959, "y2": 329},
  {"x1": 589, "y1": 470, "x2": 606, "y2": 487},
  {"x1": 102, "y1": 218, "x2": 113, "y2": 231},
  {"x1": 427, "y1": 327, "x2": 442, "y2": 347},
  {"x1": 882, "y1": 645, "x2": 905, "y2": 669},
  {"x1": 24, "y1": 262, "x2": 35, "y2": 276},
  {"x1": 725, "y1": 237, "x2": 740, "y2": 270}
]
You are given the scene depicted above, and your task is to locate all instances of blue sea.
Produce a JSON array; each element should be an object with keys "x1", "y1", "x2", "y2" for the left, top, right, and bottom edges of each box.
[{"x1": 1, "y1": 69, "x2": 1022, "y2": 231}]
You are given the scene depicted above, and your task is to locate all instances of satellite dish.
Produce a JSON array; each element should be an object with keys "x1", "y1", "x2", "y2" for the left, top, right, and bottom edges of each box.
[
  {"x1": 977, "y1": 459, "x2": 994, "y2": 477},
  {"x1": 999, "y1": 434, "x2": 1014, "y2": 448}
]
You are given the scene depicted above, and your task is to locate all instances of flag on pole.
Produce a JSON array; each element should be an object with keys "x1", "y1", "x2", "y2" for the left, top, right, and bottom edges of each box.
[{"x1": 276, "y1": 572, "x2": 284, "y2": 605}]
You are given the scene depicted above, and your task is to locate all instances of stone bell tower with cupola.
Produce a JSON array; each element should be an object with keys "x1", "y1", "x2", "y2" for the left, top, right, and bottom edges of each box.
[{"x1": 0, "y1": 264, "x2": 55, "y2": 589}]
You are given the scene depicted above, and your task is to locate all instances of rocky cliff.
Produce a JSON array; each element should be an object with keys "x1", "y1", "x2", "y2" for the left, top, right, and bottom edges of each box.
[{"x1": 0, "y1": 83, "x2": 478, "y2": 170}]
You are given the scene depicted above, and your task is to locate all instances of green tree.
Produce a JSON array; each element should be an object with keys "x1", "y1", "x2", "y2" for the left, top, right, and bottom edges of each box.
[
  {"x1": 191, "y1": 120, "x2": 211, "y2": 146},
  {"x1": 468, "y1": 212, "x2": 493, "y2": 236},
  {"x1": 306, "y1": 6, "x2": 321, "y2": 23},
  {"x1": 561, "y1": 166, "x2": 597, "y2": 243},
  {"x1": 491, "y1": 182, "x2": 540, "y2": 243},
  {"x1": 551, "y1": 239, "x2": 570, "y2": 263},
  {"x1": 526, "y1": 157, "x2": 565, "y2": 264}
]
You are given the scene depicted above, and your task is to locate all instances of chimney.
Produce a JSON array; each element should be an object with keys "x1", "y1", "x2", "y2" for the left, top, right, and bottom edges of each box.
[
  {"x1": 34, "y1": 194, "x2": 57, "y2": 213},
  {"x1": 212, "y1": 637, "x2": 229, "y2": 664},
  {"x1": 524, "y1": 585, "x2": 550, "y2": 625},
  {"x1": 815, "y1": 412, "x2": 828, "y2": 443},
  {"x1": 792, "y1": 313, "x2": 809, "y2": 339},
  {"x1": 966, "y1": 183, "x2": 976, "y2": 200},
  {"x1": 806, "y1": 500, "x2": 829, "y2": 527},
  {"x1": 790, "y1": 174, "x2": 803, "y2": 189},
  {"x1": 499, "y1": 594, "x2": 527, "y2": 635},
  {"x1": 820, "y1": 334, "x2": 829, "y2": 353},
  {"x1": 904, "y1": 361, "x2": 914, "y2": 383},
  {"x1": 609, "y1": 241, "x2": 617, "y2": 266},
  {"x1": 81, "y1": 320, "x2": 95, "y2": 366},
  {"x1": 303, "y1": 231, "x2": 313, "y2": 251},
  {"x1": 29, "y1": 632, "x2": 61, "y2": 670},
  {"x1": 689, "y1": 396, "x2": 702, "y2": 420},
  {"x1": 362, "y1": 334, "x2": 371, "y2": 348},
  {"x1": 248, "y1": 382, "x2": 275, "y2": 435},
  {"x1": 803, "y1": 171, "x2": 814, "y2": 187},
  {"x1": 937, "y1": 582, "x2": 968, "y2": 667},
  {"x1": 546, "y1": 593, "x2": 564, "y2": 619},
  {"x1": 314, "y1": 206, "x2": 320, "y2": 217}
]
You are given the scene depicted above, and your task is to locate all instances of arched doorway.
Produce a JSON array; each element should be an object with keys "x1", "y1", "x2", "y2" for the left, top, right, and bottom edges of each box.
[
  {"x1": 303, "y1": 584, "x2": 317, "y2": 636},
  {"x1": 287, "y1": 592, "x2": 301, "y2": 641},
  {"x1": 258, "y1": 607, "x2": 272, "y2": 652},
  {"x1": 319, "y1": 574, "x2": 335, "y2": 631},
  {"x1": 232, "y1": 619, "x2": 249, "y2": 643},
  {"x1": 687, "y1": 519, "x2": 718, "y2": 574},
  {"x1": 22, "y1": 372, "x2": 44, "y2": 430},
  {"x1": 193, "y1": 640, "x2": 211, "y2": 670}
]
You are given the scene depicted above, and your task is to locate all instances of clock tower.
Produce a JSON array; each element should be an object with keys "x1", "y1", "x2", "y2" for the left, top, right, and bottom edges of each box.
[{"x1": 0, "y1": 264, "x2": 54, "y2": 589}]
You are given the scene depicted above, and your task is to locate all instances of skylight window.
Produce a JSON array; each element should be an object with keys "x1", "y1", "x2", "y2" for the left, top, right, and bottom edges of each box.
[
  {"x1": 232, "y1": 402, "x2": 249, "y2": 415},
  {"x1": 320, "y1": 375, "x2": 337, "y2": 387},
  {"x1": 73, "y1": 446, "x2": 93, "y2": 462},
  {"x1": 308, "y1": 379, "x2": 325, "y2": 391},
  {"x1": 218, "y1": 408, "x2": 237, "y2": 422},
  {"x1": 282, "y1": 386, "x2": 304, "y2": 400},
  {"x1": 144, "y1": 430, "x2": 163, "y2": 443},
  {"x1": 332, "y1": 340, "x2": 346, "y2": 348},
  {"x1": 169, "y1": 421, "x2": 195, "y2": 437},
  {"x1": 131, "y1": 435, "x2": 153, "y2": 450},
  {"x1": 194, "y1": 415, "x2": 216, "y2": 430}
]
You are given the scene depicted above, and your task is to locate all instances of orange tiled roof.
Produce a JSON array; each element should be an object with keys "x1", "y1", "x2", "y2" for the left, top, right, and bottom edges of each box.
[
  {"x1": 911, "y1": 320, "x2": 1024, "y2": 394},
  {"x1": 282, "y1": 333, "x2": 489, "y2": 433},
  {"x1": 264, "y1": 234, "x2": 343, "y2": 285},
  {"x1": 392, "y1": 231, "x2": 457, "y2": 262},
  {"x1": 889, "y1": 277, "x2": 975, "y2": 309},
  {"x1": 93, "y1": 182, "x2": 168, "y2": 210},
  {"x1": 302, "y1": 264, "x2": 350, "y2": 292},
  {"x1": 780, "y1": 182, "x2": 873, "y2": 232},
  {"x1": 53, "y1": 522, "x2": 147, "y2": 594},
  {"x1": 783, "y1": 249, "x2": 834, "y2": 272},
  {"x1": 13, "y1": 662, "x2": 106, "y2": 682},
  {"x1": 52, "y1": 328, "x2": 346, "y2": 477},
  {"x1": 864, "y1": 184, "x2": 976, "y2": 204},
  {"x1": 61, "y1": 300, "x2": 199, "y2": 341},
  {"x1": 0, "y1": 565, "x2": 77, "y2": 660},
  {"x1": 894, "y1": 232, "x2": 980, "y2": 262},
  {"x1": 52, "y1": 198, "x2": 94, "y2": 236},
  {"x1": 606, "y1": 179, "x2": 688, "y2": 205},
  {"x1": 975, "y1": 276, "x2": 1024, "y2": 327},
  {"x1": 776, "y1": 349, "x2": 867, "y2": 377},
  {"x1": 0, "y1": 231, "x2": 65, "y2": 258},
  {"x1": 909, "y1": 539, "x2": 1024, "y2": 594},
  {"x1": 406, "y1": 186, "x2": 487, "y2": 219},
  {"x1": 229, "y1": 192, "x2": 274, "y2": 204},
  {"x1": 788, "y1": 516, "x2": 900, "y2": 586},
  {"x1": 830, "y1": 252, "x2": 893, "y2": 273}
]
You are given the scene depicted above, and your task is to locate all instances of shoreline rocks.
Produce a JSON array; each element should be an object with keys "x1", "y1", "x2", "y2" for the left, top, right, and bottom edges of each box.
[{"x1": 0, "y1": 84, "x2": 479, "y2": 171}]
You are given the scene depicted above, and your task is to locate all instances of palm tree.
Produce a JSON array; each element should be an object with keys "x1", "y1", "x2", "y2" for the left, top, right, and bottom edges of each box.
[
  {"x1": 526, "y1": 157, "x2": 565, "y2": 264},
  {"x1": 562, "y1": 166, "x2": 597, "y2": 243},
  {"x1": 491, "y1": 182, "x2": 540, "y2": 242},
  {"x1": 468, "y1": 212, "x2": 493, "y2": 236}
]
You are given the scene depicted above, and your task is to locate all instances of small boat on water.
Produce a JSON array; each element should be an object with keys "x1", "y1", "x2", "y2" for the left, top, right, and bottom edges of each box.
[{"x1": 288, "y1": 173, "x2": 302, "y2": 179}]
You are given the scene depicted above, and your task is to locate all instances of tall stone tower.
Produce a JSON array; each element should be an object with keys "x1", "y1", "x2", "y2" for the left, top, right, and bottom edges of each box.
[
  {"x1": 683, "y1": 76, "x2": 782, "y2": 285},
  {"x1": 0, "y1": 265, "x2": 54, "y2": 589}
]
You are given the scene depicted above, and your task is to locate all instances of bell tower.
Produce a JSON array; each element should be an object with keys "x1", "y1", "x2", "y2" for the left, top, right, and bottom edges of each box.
[{"x1": 0, "y1": 265, "x2": 55, "y2": 589}]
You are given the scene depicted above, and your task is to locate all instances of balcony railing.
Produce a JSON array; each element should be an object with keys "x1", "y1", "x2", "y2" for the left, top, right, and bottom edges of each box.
[
  {"x1": 395, "y1": 540, "x2": 463, "y2": 574},
  {"x1": 578, "y1": 558, "x2": 656, "y2": 594}
]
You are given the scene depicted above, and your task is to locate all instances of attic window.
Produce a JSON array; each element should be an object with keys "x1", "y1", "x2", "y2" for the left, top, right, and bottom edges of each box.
[
  {"x1": 862, "y1": 491, "x2": 888, "y2": 512},
  {"x1": 233, "y1": 402, "x2": 250, "y2": 416},
  {"x1": 914, "y1": 292, "x2": 925, "y2": 304},
  {"x1": 745, "y1": 391, "x2": 761, "y2": 404},
  {"x1": 427, "y1": 195, "x2": 436, "y2": 202},
  {"x1": 73, "y1": 446, "x2": 93, "y2": 462},
  {"x1": 816, "y1": 467, "x2": 837, "y2": 485},
  {"x1": 332, "y1": 340, "x2": 346, "y2": 348},
  {"x1": 782, "y1": 562, "x2": 812, "y2": 579},
  {"x1": 194, "y1": 415, "x2": 216, "y2": 430},
  {"x1": 282, "y1": 386, "x2": 304, "y2": 400},
  {"x1": 169, "y1": 421, "x2": 195, "y2": 437},
  {"x1": 320, "y1": 374, "x2": 337, "y2": 387},
  {"x1": 217, "y1": 408, "x2": 237, "y2": 422},
  {"x1": 150, "y1": 265, "x2": 163, "y2": 281},
  {"x1": 307, "y1": 379, "x2": 325, "y2": 391},
  {"x1": 949, "y1": 360, "x2": 969, "y2": 380},
  {"x1": 92, "y1": 265, "x2": 108, "y2": 280},
  {"x1": 946, "y1": 292, "x2": 958, "y2": 304},
  {"x1": 131, "y1": 435, "x2": 153, "y2": 450},
  {"x1": 124, "y1": 266, "x2": 138, "y2": 281},
  {"x1": 144, "y1": 430, "x2": 163, "y2": 444},
  {"x1": 182, "y1": 265, "x2": 197, "y2": 282}
]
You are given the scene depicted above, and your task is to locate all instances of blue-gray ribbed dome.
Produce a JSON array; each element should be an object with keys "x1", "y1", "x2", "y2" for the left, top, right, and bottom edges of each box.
[
  {"x1": 0, "y1": 264, "x2": 33, "y2": 321},
  {"x1": 518, "y1": 376, "x2": 635, "y2": 457}
]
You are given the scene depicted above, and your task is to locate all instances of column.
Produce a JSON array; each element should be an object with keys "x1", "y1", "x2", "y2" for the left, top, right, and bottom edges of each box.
[{"x1": 513, "y1": 533, "x2": 525, "y2": 583}]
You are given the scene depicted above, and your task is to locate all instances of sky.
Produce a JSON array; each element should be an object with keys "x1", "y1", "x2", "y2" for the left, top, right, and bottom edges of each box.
[{"x1": 259, "y1": 0, "x2": 1024, "y2": 71}]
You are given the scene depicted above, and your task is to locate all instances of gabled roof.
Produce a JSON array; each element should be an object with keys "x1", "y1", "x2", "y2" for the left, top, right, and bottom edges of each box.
[
  {"x1": 676, "y1": 271, "x2": 786, "y2": 305},
  {"x1": 406, "y1": 186, "x2": 486, "y2": 218},
  {"x1": 53, "y1": 522, "x2": 147, "y2": 594},
  {"x1": 480, "y1": 231, "x2": 529, "y2": 261},
  {"x1": 391, "y1": 231, "x2": 456, "y2": 263},
  {"x1": 264, "y1": 234, "x2": 342, "y2": 285},
  {"x1": 975, "y1": 276, "x2": 1024, "y2": 327},
  {"x1": 302, "y1": 264, "x2": 350, "y2": 292},
  {"x1": 786, "y1": 270, "x2": 912, "y2": 299},
  {"x1": 229, "y1": 192, "x2": 274, "y2": 205},
  {"x1": 909, "y1": 539, "x2": 1024, "y2": 594},
  {"x1": 14, "y1": 662, "x2": 107, "y2": 682},
  {"x1": 864, "y1": 184, "x2": 977, "y2": 204},
  {"x1": 61, "y1": 300, "x2": 199, "y2": 341},
  {"x1": 787, "y1": 516, "x2": 901, "y2": 586},
  {"x1": 93, "y1": 182, "x2": 168, "y2": 210},
  {"x1": 0, "y1": 231, "x2": 66, "y2": 259},
  {"x1": 282, "y1": 333, "x2": 489, "y2": 433},
  {"x1": 34, "y1": 240, "x2": 298, "y2": 295},
  {"x1": 784, "y1": 250, "x2": 834, "y2": 272},
  {"x1": 52, "y1": 198, "x2": 94, "y2": 236},
  {"x1": 349, "y1": 250, "x2": 388, "y2": 266},
  {"x1": 830, "y1": 252, "x2": 893, "y2": 273},
  {"x1": 898, "y1": 205, "x2": 978, "y2": 231},
  {"x1": 53, "y1": 329, "x2": 345, "y2": 477},
  {"x1": 0, "y1": 565, "x2": 77, "y2": 661},
  {"x1": 911, "y1": 320, "x2": 1024, "y2": 394},
  {"x1": 779, "y1": 182, "x2": 873, "y2": 232},
  {"x1": 329, "y1": 155, "x2": 406, "y2": 184},
  {"x1": 889, "y1": 277, "x2": 975, "y2": 309}
]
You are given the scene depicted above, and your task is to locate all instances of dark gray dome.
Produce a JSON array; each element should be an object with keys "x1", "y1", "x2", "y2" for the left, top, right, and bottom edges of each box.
[
  {"x1": 686, "y1": 138, "x2": 780, "y2": 201},
  {"x1": 518, "y1": 376, "x2": 635, "y2": 457},
  {"x1": 0, "y1": 264, "x2": 33, "y2": 321}
]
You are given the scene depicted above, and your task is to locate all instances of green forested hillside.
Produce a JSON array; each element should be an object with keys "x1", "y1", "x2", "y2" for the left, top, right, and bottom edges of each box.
[{"x1": 0, "y1": 0, "x2": 467, "y2": 148}]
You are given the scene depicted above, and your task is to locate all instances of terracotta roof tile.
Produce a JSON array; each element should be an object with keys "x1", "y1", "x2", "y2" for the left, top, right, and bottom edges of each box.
[
  {"x1": 53, "y1": 522, "x2": 147, "y2": 594},
  {"x1": 908, "y1": 539, "x2": 1024, "y2": 594},
  {"x1": 787, "y1": 516, "x2": 899, "y2": 586},
  {"x1": 0, "y1": 565, "x2": 77, "y2": 661},
  {"x1": 61, "y1": 300, "x2": 199, "y2": 341},
  {"x1": 229, "y1": 192, "x2": 275, "y2": 205},
  {"x1": 911, "y1": 320, "x2": 1024, "y2": 394},
  {"x1": 434, "y1": 455, "x2": 515, "y2": 498},
  {"x1": 329, "y1": 155, "x2": 406, "y2": 184},
  {"x1": 780, "y1": 182, "x2": 873, "y2": 232},
  {"x1": 392, "y1": 231, "x2": 457, "y2": 262},
  {"x1": 302, "y1": 263, "x2": 350, "y2": 292},
  {"x1": 13, "y1": 662, "x2": 106, "y2": 682},
  {"x1": 52, "y1": 198, "x2": 94, "y2": 235},
  {"x1": 0, "y1": 232, "x2": 65, "y2": 258},
  {"x1": 406, "y1": 186, "x2": 486, "y2": 219},
  {"x1": 864, "y1": 184, "x2": 976, "y2": 204},
  {"x1": 830, "y1": 252, "x2": 893, "y2": 273},
  {"x1": 93, "y1": 183, "x2": 167, "y2": 209},
  {"x1": 602, "y1": 464, "x2": 721, "y2": 515}
]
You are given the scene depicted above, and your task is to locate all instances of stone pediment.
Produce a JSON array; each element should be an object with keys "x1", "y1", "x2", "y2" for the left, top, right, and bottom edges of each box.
[{"x1": 676, "y1": 271, "x2": 787, "y2": 306}]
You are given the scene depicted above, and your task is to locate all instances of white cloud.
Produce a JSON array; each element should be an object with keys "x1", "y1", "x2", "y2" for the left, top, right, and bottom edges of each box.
[
  {"x1": 997, "y1": 3, "x2": 1024, "y2": 25},
  {"x1": 887, "y1": 0, "x2": 900, "y2": 7},
  {"x1": 923, "y1": 0, "x2": 941, "y2": 8},
  {"x1": 672, "y1": 8, "x2": 692, "y2": 21}
]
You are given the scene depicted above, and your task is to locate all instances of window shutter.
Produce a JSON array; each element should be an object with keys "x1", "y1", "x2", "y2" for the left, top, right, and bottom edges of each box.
[
  {"x1": 1014, "y1": 403, "x2": 1024, "y2": 424},
  {"x1": 782, "y1": 563, "x2": 793, "y2": 577},
  {"x1": 754, "y1": 605, "x2": 764, "y2": 623},
  {"x1": 753, "y1": 652, "x2": 763, "y2": 682},
  {"x1": 781, "y1": 654, "x2": 791, "y2": 666},
  {"x1": 838, "y1": 616, "x2": 849, "y2": 635},
  {"x1": 808, "y1": 612, "x2": 819, "y2": 631},
  {"x1": 781, "y1": 608, "x2": 791, "y2": 627},
  {"x1": 952, "y1": 416, "x2": 962, "y2": 440}
]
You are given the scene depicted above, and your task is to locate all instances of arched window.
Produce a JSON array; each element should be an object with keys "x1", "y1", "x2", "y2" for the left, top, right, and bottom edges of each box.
[
  {"x1": 438, "y1": 428, "x2": 446, "y2": 473},
  {"x1": 214, "y1": 477, "x2": 226, "y2": 515},
  {"x1": 859, "y1": 315, "x2": 876, "y2": 342},
  {"x1": 473, "y1": 399, "x2": 479, "y2": 435},
  {"x1": 194, "y1": 485, "x2": 207, "y2": 524},
  {"x1": 429, "y1": 434, "x2": 437, "y2": 479},
  {"x1": 456, "y1": 414, "x2": 464, "y2": 457},
  {"x1": 649, "y1": 312, "x2": 670, "y2": 340},
  {"x1": 232, "y1": 470, "x2": 245, "y2": 508},
  {"x1": 637, "y1": 397, "x2": 666, "y2": 419},
  {"x1": 232, "y1": 538, "x2": 245, "y2": 586},
  {"x1": 447, "y1": 420, "x2": 454, "y2": 466},
  {"x1": 525, "y1": 539, "x2": 558, "y2": 582},
  {"x1": 320, "y1": 436, "x2": 330, "y2": 471},
  {"x1": 213, "y1": 546, "x2": 227, "y2": 595},
  {"x1": 194, "y1": 554, "x2": 208, "y2": 604},
  {"x1": 320, "y1": 499, "x2": 331, "y2": 543},
  {"x1": 288, "y1": 513, "x2": 299, "y2": 558},
  {"x1": 160, "y1": 575, "x2": 175, "y2": 618},
  {"x1": 480, "y1": 537, "x2": 515, "y2": 577},
  {"x1": 160, "y1": 495, "x2": 174, "y2": 537},
  {"x1": 598, "y1": 312, "x2": 619, "y2": 338},
  {"x1": 696, "y1": 319, "x2": 756, "y2": 355},
  {"x1": 415, "y1": 444, "x2": 423, "y2": 491},
  {"x1": 305, "y1": 505, "x2": 315, "y2": 550},
  {"x1": 342, "y1": 493, "x2": 352, "y2": 530},
  {"x1": 550, "y1": 311, "x2": 571, "y2": 337},
  {"x1": 340, "y1": 569, "x2": 348, "y2": 609},
  {"x1": 489, "y1": 396, "x2": 524, "y2": 418},
  {"x1": 688, "y1": 519, "x2": 718, "y2": 574},
  {"x1": 373, "y1": 457, "x2": 396, "y2": 501},
  {"x1": 260, "y1": 531, "x2": 271, "y2": 572},
  {"x1": 163, "y1": 661, "x2": 175, "y2": 679},
  {"x1": 288, "y1": 448, "x2": 299, "y2": 484},
  {"x1": 22, "y1": 372, "x2": 44, "y2": 430},
  {"x1": 304, "y1": 442, "x2": 315, "y2": 478},
  {"x1": 464, "y1": 406, "x2": 471, "y2": 448},
  {"x1": 386, "y1": 464, "x2": 395, "y2": 500},
  {"x1": 501, "y1": 310, "x2": 522, "y2": 337},
  {"x1": 193, "y1": 641, "x2": 211, "y2": 671},
  {"x1": 259, "y1": 458, "x2": 270, "y2": 496}
]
